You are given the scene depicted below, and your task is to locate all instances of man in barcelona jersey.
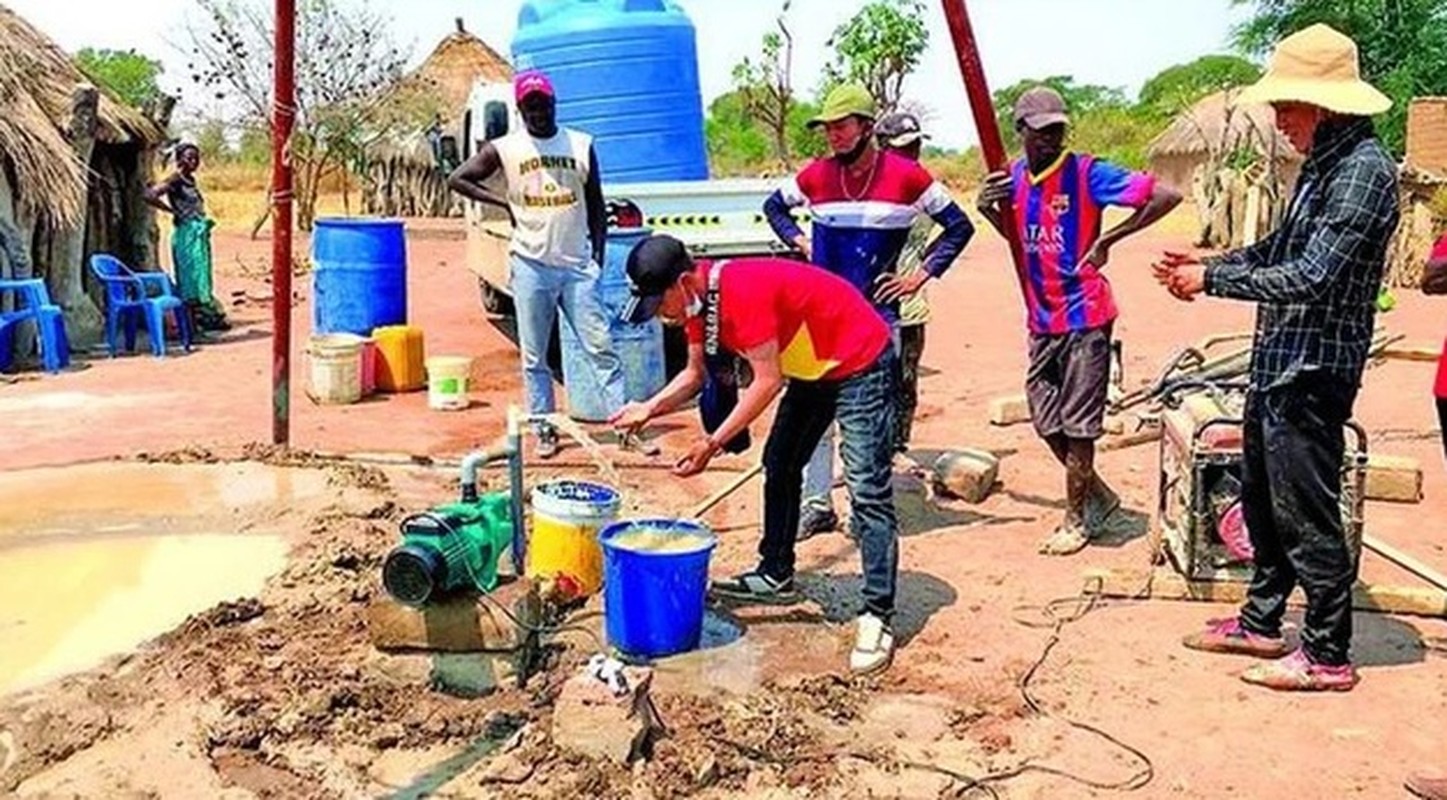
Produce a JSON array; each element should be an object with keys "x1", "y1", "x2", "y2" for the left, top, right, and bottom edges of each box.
[{"x1": 976, "y1": 86, "x2": 1181, "y2": 556}]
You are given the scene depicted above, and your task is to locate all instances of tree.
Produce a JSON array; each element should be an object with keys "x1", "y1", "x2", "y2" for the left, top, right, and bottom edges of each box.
[
  {"x1": 705, "y1": 90, "x2": 826, "y2": 176},
  {"x1": 184, "y1": 0, "x2": 425, "y2": 230},
  {"x1": 822, "y1": 0, "x2": 929, "y2": 114},
  {"x1": 731, "y1": 1, "x2": 799, "y2": 169},
  {"x1": 1138, "y1": 55, "x2": 1263, "y2": 118},
  {"x1": 193, "y1": 117, "x2": 233, "y2": 163},
  {"x1": 1231, "y1": 0, "x2": 1447, "y2": 154},
  {"x1": 75, "y1": 47, "x2": 163, "y2": 108}
]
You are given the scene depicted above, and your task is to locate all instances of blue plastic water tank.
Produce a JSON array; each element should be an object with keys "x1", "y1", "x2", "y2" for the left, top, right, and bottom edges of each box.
[
  {"x1": 512, "y1": 0, "x2": 709, "y2": 182},
  {"x1": 560, "y1": 228, "x2": 665, "y2": 421},
  {"x1": 312, "y1": 218, "x2": 408, "y2": 335}
]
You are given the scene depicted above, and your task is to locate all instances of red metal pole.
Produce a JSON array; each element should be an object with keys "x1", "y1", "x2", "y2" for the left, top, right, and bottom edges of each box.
[
  {"x1": 938, "y1": 0, "x2": 1026, "y2": 274},
  {"x1": 271, "y1": 0, "x2": 296, "y2": 445}
]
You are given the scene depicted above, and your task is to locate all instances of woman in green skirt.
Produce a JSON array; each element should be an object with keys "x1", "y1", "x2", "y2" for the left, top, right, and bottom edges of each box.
[{"x1": 145, "y1": 142, "x2": 230, "y2": 332}]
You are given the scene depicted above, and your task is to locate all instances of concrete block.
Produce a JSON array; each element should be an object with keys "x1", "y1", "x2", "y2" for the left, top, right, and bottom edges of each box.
[
  {"x1": 1365, "y1": 454, "x2": 1423, "y2": 503},
  {"x1": 551, "y1": 665, "x2": 659, "y2": 764},
  {"x1": 931, "y1": 450, "x2": 1000, "y2": 503},
  {"x1": 988, "y1": 394, "x2": 1031, "y2": 426}
]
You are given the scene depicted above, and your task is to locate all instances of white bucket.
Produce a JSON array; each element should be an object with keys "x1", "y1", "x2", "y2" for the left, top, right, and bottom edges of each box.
[
  {"x1": 426, "y1": 356, "x2": 473, "y2": 411},
  {"x1": 309, "y1": 334, "x2": 364, "y2": 405}
]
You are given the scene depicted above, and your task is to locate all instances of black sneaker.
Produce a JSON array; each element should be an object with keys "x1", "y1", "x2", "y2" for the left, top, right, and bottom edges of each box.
[
  {"x1": 797, "y1": 506, "x2": 839, "y2": 541},
  {"x1": 710, "y1": 571, "x2": 800, "y2": 605}
]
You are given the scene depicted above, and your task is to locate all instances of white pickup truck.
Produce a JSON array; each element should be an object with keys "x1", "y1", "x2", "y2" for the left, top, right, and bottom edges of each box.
[{"x1": 457, "y1": 80, "x2": 805, "y2": 323}]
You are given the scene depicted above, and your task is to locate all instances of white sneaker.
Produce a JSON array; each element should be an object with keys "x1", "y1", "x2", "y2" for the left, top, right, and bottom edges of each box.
[{"x1": 850, "y1": 613, "x2": 895, "y2": 676}]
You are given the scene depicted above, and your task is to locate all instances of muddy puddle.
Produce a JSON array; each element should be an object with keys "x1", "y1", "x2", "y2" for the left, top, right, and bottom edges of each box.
[{"x1": 0, "y1": 461, "x2": 331, "y2": 695}]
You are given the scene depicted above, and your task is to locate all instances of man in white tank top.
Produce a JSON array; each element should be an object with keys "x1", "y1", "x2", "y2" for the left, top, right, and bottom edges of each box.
[{"x1": 448, "y1": 70, "x2": 626, "y2": 457}]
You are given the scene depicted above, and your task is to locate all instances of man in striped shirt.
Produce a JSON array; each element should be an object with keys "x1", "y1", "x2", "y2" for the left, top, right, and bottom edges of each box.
[
  {"x1": 763, "y1": 83, "x2": 974, "y2": 539},
  {"x1": 976, "y1": 86, "x2": 1180, "y2": 556}
]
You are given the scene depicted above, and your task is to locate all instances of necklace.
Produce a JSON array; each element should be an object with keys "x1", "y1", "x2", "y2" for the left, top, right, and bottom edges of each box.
[{"x1": 839, "y1": 150, "x2": 879, "y2": 201}]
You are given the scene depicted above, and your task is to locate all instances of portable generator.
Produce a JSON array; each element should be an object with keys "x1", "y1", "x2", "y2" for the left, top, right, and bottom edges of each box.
[{"x1": 1154, "y1": 385, "x2": 1369, "y2": 581}]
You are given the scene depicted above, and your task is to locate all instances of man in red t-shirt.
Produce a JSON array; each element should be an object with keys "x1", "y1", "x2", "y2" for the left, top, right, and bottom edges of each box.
[
  {"x1": 610, "y1": 234, "x2": 900, "y2": 675},
  {"x1": 1424, "y1": 232, "x2": 1447, "y2": 463}
]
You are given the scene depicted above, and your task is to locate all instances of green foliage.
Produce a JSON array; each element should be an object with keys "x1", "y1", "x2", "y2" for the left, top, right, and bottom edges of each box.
[
  {"x1": 236, "y1": 126, "x2": 271, "y2": 166},
  {"x1": 706, "y1": 92, "x2": 773, "y2": 175},
  {"x1": 1067, "y1": 105, "x2": 1164, "y2": 169},
  {"x1": 821, "y1": 0, "x2": 929, "y2": 113},
  {"x1": 1137, "y1": 54, "x2": 1262, "y2": 117},
  {"x1": 730, "y1": 2, "x2": 800, "y2": 167},
  {"x1": 1231, "y1": 0, "x2": 1447, "y2": 154},
  {"x1": 75, "y1": 47, "x2": 163, "y2": 108},
  {"x1": 705, "y1": 90, "x2": 826, "y2": 175},
  {"x1": 193, "y1": 118, "x2": 233, "y2": 163}
]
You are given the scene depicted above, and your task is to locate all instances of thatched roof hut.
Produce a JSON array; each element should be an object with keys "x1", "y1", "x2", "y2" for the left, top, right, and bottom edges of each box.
[
  {"x1": 1148, "y1": 89, "x2": 1303, "y2": 250},
  {"x1": 0, "y1": 4, "x2": 167, "y2": 356},
  {"x1": 364, "y1": 19, "x2": 512, "y2": 218},
  {"x1": 1146, "y1": 89, "x2": 1302, "y2": 193}
]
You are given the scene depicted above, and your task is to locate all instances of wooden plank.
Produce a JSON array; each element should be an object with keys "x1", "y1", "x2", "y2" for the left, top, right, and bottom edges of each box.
[
  {"x1": 1363, "y1": 534, "x2": 1447, "y2": 592},
  {"x1": 1380, "y1": 345, "x2": 1441, "y2": 363},
  {"x1": 1084, "y1": 567, "x2": 1447, "y2": 618}
]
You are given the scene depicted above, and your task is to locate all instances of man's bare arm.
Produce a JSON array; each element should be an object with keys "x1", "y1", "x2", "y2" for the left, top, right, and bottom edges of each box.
[{"x1": 447, "y1": 143, "x2": 510, "y2": 210}]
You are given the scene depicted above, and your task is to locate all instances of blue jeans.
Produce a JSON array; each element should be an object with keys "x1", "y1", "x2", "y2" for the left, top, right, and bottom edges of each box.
[
  {"x1": 760, "y1": 349, "x2": 900, "y2": 618},
  {"x1": 509, "y1": 254, "x2": 626, "y2": 422},
  {"x1": 802, "y1": 327, "x2": 901, "y2": 513}
]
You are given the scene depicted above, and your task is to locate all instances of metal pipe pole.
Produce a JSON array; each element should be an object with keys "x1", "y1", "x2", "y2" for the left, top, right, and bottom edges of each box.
[
  {"x1": 271, "y1": 0, "x2": 296, "y2": 445},
  {"x1": 938, "y1": 0, "x2": 1026, "y2": 275}
]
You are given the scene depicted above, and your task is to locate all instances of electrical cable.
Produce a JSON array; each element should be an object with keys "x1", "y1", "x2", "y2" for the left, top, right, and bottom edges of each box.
[{"x1": 702, "y1": 574, "x2": 1158, "y2": 798}]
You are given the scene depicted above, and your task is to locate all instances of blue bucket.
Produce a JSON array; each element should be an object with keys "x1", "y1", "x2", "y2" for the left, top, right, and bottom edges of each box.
[
  {"x1": 599, "y1": 518, "x2": 717, "y2": 658},
  {"x1": 312, "y1": 217, "x2": 408, "y2": 335}
]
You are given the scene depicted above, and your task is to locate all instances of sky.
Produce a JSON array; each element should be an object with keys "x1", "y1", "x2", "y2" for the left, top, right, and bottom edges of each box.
[{"x1": 6, "y1": 0, "x2": 1252, "y2": 149}]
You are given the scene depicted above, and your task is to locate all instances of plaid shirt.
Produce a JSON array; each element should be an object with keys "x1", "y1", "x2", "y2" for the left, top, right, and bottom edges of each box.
[{"x1": 1204, "y1": 118, "x2": 1399, "y2": 391}]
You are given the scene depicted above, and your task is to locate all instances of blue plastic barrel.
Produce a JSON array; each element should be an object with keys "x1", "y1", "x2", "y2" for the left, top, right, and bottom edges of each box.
[
  {"x1": 599, "y1": 518, "x2": 717, "y2": 658},
  {"x1": 312, "y1": 218, "x2": 408, "y2": 335},
  {"x1": 560, "y1": 228, "x2": 665, "y2": 421},
  {"x1": 512, "y1": 0, "x2": 709, "y2": 182}
]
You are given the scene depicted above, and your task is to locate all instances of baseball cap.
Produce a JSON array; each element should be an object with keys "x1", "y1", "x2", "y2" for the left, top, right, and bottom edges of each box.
[
  {"x1": 514, "y1": 69, "x2": 555, "y2": 103},
  {"x1": 1013, "y1": 86, "x2": 1069, "y2": 130},
  {"x1": 808, "y1": 83, "x2": 877, "y2": 128},
  {"x1": 622, "y1": 234, "x2": 693, "y2": 324},
  {"x1": 875, "y1": 112, "x2": 930, "y2": 148}
]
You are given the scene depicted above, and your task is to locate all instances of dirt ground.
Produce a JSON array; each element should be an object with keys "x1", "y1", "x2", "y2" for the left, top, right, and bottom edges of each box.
[{"x1": 2, "y1": 212, "x2": 1446, "y2": 798}]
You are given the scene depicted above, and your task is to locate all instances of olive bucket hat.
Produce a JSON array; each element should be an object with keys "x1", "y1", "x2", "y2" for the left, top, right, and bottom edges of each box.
[{"x1": 808, "y1": 83, "x2": 877, "y2": 128}]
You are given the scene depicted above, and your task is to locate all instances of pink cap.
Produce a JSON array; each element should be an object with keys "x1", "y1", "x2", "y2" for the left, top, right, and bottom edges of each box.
[{"x1": 515, "y1": 70, "x2": 555, "y2": 102}]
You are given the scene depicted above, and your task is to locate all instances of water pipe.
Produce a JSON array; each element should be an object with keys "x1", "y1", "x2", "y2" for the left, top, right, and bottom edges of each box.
[{"x1": 458, "y1": 405, "x2": 528, "y2": 574}]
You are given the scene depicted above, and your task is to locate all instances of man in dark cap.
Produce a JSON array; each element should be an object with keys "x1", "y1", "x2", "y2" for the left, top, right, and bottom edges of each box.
[
  {"x1": 609, "y1": 234, "x2": 900, "y2": 675},
  {"x1": 976, "y1": 85, "x2": 1181, "y2": 556}
]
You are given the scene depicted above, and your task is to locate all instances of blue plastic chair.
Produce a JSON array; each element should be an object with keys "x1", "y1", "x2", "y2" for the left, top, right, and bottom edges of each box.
[
  {"x1": 88, "y1": 254, "x2": 192, "y2": 358},
  {"x1": 0, "y1": 278, "x2": 70, "y2": 373}
]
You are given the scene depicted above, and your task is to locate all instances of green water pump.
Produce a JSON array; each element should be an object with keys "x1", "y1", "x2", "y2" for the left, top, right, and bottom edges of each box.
[{"x1": 381, "y1": 492, "x2": 514, "y2": 607}]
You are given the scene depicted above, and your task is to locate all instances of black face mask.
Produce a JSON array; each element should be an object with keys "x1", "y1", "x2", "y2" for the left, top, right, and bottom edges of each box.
[{"x1": 834, "y1": 127, "x2": 874, "y2": 166}]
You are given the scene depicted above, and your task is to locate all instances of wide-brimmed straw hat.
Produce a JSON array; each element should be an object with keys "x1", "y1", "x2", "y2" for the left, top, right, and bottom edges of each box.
[{"x1": 1236, "y1": 23, "x2": 1391, "y2": 116}]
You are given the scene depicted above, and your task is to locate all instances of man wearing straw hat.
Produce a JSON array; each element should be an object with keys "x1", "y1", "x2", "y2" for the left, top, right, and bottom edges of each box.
[{"x1": 1155, "y1": 24, "x2": 1399, "y2": 692}]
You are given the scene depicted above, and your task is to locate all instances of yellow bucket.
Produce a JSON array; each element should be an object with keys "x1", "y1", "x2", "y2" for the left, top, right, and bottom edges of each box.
[{"x1": 528, "y1": 480, "x2": 621, "y2": 596}]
